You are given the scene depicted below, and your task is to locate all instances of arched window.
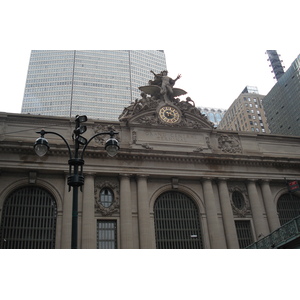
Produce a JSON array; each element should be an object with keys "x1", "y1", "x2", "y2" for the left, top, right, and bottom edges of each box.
[
  {"x1": 0, "y1": 186, "x2": 57, "y2": 249},
  {"x1": 207, "y1": 112, "x2": 215, "y2": 123},
  {"x1": 215, "y1": 113, "x2": 222, "y2": 124},
  {"x1": 277, "y1": 193, "x2": 300, "y2": 226},
  {"x1": 232, "y1": 191, "x2": 245, "y2": 210},
  {"x1": 99, "y1": 188, "x2": 114, "y2": 208},
  {"x1": 154, "y1": 191, "x2": 203, "y2": 249}
]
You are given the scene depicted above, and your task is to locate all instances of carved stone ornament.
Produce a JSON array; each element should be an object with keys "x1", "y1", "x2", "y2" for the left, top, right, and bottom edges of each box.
[
  {"x1": 94, "y1": 177, "x2": 120, "y2": 216},
  {"x1": 118, "y1": 70, "x2": 214, "y2": 129},
  {"x1": 92, "y1": 124, "x2": 120, "y2": 145},
  {"x1": 218, "y1": 134, "x2": 242, "y2": 153},
  {"x1": 228, "y1": 183, "x2": 250, "y2": 217}
]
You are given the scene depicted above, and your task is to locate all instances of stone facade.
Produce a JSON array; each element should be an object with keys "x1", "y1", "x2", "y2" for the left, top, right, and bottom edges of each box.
[
  {"x1": 1, "y1": 72, "x2": 300, "y2": 249},
  {"x1": 1, "y1": 109, "x2": 300, "y2": 249}
]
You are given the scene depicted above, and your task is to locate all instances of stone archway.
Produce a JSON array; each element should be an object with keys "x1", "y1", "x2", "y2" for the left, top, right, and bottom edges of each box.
[
  {"x1": 0, "y1": 186, "x2": 57, "y2": 249},
  {"x1": 153, "y1": 191, "x2": 203, "y2": 249}
]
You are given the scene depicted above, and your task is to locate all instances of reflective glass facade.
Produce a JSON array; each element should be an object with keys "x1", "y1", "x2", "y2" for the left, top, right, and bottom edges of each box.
[
  {"x1": 198, "y1": 107, "x2": 227, "y2": 126},
  {"x1": 262, "y1": 55, "x2": 300, "y2": 136},
  {"x1": 22, "y1": 50, "x2": 167, "y2": 121}
]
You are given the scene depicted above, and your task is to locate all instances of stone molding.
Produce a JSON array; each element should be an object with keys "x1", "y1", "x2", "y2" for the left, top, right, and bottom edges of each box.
[{"x1": 2, "y1": 142, "x2": 300, "y2": 170}]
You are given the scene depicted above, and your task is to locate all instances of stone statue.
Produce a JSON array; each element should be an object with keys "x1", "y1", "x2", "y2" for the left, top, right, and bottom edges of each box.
[
  {"x1": 138, "y1": 70, "x2": 186, "y2": 102},
  {"x1": 150, "y1": 70, "x2": 181, "y2": 96}
]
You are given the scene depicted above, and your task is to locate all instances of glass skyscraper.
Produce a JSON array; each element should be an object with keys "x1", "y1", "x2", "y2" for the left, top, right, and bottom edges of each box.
[
  {"x1": 262, "y1": 54, "x2": 300, "y2": 136},
  {"x1": 198, "y1": 107, "x2": 227, "y2": 127},
  {"x1": 21, "y1": 50, "x2": 167, "y2": 120}
]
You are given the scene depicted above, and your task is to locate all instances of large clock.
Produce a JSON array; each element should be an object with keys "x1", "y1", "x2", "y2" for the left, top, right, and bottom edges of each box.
[{"x1": 159, "y1": 106, "x2": 180, "y2": 124}]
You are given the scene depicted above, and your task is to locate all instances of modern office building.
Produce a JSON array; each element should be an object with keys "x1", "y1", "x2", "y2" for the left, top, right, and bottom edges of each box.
[
  {"x1": 266, "y1": 50, "x2": 285, "y2": 81},
  {"x1": 198, "y1": 107, "x2": 227, "y2": 127},
  {"x1": 218, "y1": 86, "x2": 270, "y2": 133},
  {"x1": 21, "y1": 50, "x2": 167, "y2": 120},
  {"x1": 262, "y1": 54, "x2": 300, "y2": 136}
]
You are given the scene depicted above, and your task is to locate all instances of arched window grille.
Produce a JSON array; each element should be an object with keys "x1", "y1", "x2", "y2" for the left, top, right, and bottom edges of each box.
[
  {"x1": 277, "y1": 193, "x2": 300, "y2": 226},
  {"x1": 99, "y1": 188, "x2": 114, "y2": 208},
  {"x1": 0, "y1": 186, "x2": 57, "y2": 249},
  {"x1": 232, "y1": 191, "x2": 245, "y2": 210},
  {"x1": 154, "y1": 191, "x2": 203, "y2": 249}
]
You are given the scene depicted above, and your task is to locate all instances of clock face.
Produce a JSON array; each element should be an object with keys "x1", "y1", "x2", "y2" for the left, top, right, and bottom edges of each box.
[{"x1": 159, "y1": 106, "x2": 180, "y2": 124}]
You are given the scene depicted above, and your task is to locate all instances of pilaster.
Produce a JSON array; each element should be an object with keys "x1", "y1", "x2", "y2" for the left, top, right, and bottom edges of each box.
[
  {"x1": 119, "y1": 174, "x2": 133, "y2": 249},
  {"x1": 202, "y1": 178, "x2": 227, "y2": 249},
  {"x1": 137, "y1": 175, "x2": 154, "y2": 249},
  {"x1": 247, "y1": 179, "x2": 270, "y2": 239},
  {"x1": 81, "y1": 173, "x2": 96, "y2": 249},
  {"x1": 260, "y1": 180, "x2": 280, "y2": 232},
  {"x1": 217, "y1": 178, "x2": 239, "y2": 249}
]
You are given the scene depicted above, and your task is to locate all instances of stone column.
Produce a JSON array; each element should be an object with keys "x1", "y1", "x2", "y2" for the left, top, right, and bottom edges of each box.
[
  {"x1": 247, "y1": 179, "x2": 270, "y2": 238},
  {"x1": 202, "y1": 178, "x2": 226, "y2": 249},
  {"x1": 81, "y1": 173, "x2": 96, "y2": 249},
  {"x1": 260, "y1": 180, "x2": 280, "y2": 232},
  {"x1": 217, "y1": 179, "x2": 240, "y2": 249},
  {"x1": 137, "y1": 175, "x2": 153, "y2": 249},
  {"x1": 61, "y1": 174, "x2": 73, "y2": 249},
  {"x1": 119, "y1": 174, "x2": 133, "y2": 249}
]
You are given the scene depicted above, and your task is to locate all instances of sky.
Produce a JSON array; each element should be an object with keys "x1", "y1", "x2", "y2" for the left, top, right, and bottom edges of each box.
[{"x1": 0, "y1": 1, "x2": 299, "y2": 114}]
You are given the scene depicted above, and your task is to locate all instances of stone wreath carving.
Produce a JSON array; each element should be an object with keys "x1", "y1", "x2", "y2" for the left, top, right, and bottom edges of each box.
[
  {"x1": 228, "y1": 184, "x2": 251, "y2": 217},
  {"x1": 94, "y1": 177, "x2": 120, "y2": 216},
  {"x1": 218, "y1": 134, "x2": 242, "y2": 153}
]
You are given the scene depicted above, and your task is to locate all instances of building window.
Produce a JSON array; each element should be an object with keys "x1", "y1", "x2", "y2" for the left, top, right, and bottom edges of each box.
[
  {"x1": 0, "y1": 186, "x2": 57, "y2": 249},
  {"x1": 235, "y1": 220, "x2": 254, "y2": 248},
  {"x1": 154, "y1": 191, "x2": 203, "y2": 249},
  {"x1": 277, "y1": 193, "x2": 300, "y2": 226},
  {"x1": 100, "y1": 188, "x2": 114, "y2": 208},
  {"x1": 232, "y1": 191, "x2": 245, "y2": 210},
  {"x1": 97, "y1": 220, "x2": 117, "y2": 249}
]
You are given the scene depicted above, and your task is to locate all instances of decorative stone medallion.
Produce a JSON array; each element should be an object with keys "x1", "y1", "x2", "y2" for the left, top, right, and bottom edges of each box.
[{"x1": 94, "y1": 177, "x2": 120, "y2": 216}]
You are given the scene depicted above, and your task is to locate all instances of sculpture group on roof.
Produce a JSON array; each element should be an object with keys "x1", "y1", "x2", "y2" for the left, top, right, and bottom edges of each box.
[
  {"x1": 119, "y1": 70, "x2": 209, "y2": 125},
  {"x1": 149, "y1": 70, "x2": 182, "y2": 97}
]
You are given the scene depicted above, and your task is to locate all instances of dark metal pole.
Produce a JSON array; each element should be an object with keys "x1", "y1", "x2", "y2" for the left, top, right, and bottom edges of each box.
[
  {"x1": 71, "y1": 185, "x2": 78, "y2": 249},
  {"x1": 70, "y1": 117, "x2": 81, "y2": 249}
]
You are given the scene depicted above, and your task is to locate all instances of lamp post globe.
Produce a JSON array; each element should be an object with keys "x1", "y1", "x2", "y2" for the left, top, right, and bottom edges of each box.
[
  {"x1": 105, "y1": 137, "x2": 120, "y2": 157},
  {"x1": 34, "y1": 137, "x2": 49, "y2": 157}
]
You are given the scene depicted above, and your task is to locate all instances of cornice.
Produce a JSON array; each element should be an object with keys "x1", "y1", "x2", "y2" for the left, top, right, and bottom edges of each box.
[{"x1": 1, "y1": 142, "x2": 300, "y2": 169}]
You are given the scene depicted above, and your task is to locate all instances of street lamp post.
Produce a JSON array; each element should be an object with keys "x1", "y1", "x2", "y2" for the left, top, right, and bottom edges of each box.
[{"x1": 34, "y1": 115, "x2": 119, "y2": 249}]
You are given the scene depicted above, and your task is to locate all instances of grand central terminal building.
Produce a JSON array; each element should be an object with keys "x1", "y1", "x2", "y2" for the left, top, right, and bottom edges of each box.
[{"x1": 1, "y1": 73, "x2": 300, "y2": 249}]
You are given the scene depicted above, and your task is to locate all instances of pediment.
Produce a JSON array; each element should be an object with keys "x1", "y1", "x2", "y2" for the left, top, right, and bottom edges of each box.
[{"x1": 125, "y1": 103, "x2": 214, "y2": 129}]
